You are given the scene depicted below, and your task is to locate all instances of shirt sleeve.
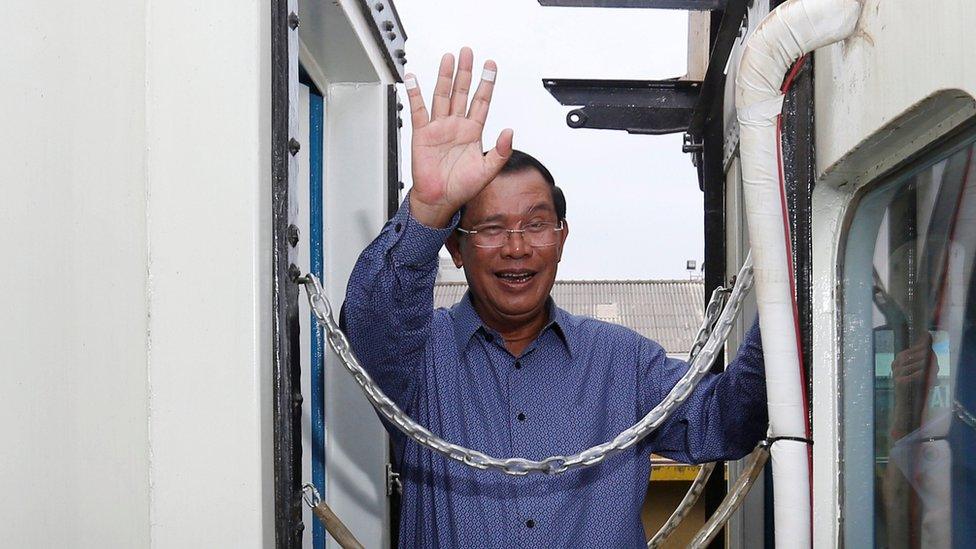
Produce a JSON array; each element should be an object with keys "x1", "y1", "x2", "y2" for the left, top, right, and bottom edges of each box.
[
  {"x1": 339, "y1": 194, "x2": 459, "y2": 411},
  {"x1": 641, "y1": 318, "x2": 767, "y2": 463}
]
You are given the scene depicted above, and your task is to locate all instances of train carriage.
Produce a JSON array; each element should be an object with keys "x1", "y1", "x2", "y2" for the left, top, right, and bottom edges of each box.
[{"x1": 2, "y1": 0, "x2": 974, "y2": 547}]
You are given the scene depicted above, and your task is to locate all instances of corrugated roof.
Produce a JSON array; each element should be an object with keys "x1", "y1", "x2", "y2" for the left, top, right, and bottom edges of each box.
[{"x1": 433, "y1": 280, "x2": 704, "y2": 354}]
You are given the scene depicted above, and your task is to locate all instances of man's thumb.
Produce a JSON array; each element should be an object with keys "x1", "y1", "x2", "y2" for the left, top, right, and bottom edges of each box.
[{"x1": 484, "y1": 128, "x2": 514, "y2": 174}]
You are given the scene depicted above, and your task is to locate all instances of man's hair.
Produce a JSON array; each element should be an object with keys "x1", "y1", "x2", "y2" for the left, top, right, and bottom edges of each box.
[{"x1": 466, "y1": 149, "x2": 566, "y2": 220}]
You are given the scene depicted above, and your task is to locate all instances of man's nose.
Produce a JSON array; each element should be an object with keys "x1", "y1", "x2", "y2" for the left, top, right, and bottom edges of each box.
[{"x1": 501, "y1": 231, "x2": 531, "y2": 258}]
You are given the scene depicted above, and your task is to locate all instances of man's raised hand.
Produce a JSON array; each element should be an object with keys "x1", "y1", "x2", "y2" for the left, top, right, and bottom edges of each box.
[{"x1": 404, "y1": 48, "x2": 514, "y2": 227}]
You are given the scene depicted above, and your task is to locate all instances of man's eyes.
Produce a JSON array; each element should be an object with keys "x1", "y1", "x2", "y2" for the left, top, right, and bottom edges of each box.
[{"x1": 476, "y1": 222, "x2": 553, "y2": 234}]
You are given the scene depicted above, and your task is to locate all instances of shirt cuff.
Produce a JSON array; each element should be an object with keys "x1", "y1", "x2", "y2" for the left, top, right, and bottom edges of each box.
[{"x1": 388, "y1": 193, "x2": 460, "y2": 266}]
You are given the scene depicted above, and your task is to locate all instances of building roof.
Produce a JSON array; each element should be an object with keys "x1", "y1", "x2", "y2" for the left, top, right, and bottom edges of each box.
[{"x1": 433, "y1": 279, "x2": 705, "y2": 354}]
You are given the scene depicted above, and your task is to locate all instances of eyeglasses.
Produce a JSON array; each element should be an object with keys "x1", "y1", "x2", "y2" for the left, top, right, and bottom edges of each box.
[{"x1": 456, "y1": 220, "x2": 564, "y2": 249}]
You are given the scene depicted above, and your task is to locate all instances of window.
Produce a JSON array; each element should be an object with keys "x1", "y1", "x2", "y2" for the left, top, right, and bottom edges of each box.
[{"x1": 841, "y1": 127, "x2": 976, "y2": 548}]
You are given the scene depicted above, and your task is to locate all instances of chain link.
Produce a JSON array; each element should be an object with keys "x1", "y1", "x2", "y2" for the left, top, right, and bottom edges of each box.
[
  {"x1": 300, "y1": 253, "x2": 753, "y2": 476},
  {"x1": 954, "y1": 399, "x2": 976, "y2": 430},
  {"x1": 648, "y1": 464, "x2": 716, "y2": 548},
  {"x1": 688, "y1": 440, "x2": 771, "y2": 548},
  {"x1": 648, "y1": 278, "x2": 733, "y2": 547}
]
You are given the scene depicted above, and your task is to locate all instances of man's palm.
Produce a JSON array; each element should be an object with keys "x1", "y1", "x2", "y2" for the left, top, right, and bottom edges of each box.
[{"x1": 404, "y1": 48, "x2": 513, "y2": 227}]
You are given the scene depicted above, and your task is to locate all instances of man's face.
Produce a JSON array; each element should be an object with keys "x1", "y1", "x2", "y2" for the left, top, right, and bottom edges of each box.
[{"x1": 446, "y1": 169, "x2": 569, "y2": 327}]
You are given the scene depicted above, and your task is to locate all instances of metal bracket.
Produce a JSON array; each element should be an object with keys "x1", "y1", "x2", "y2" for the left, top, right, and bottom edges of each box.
[
  {"x1": 272, "y1": 0, "x2": 304, "y2": 547},
  {"x1": 386, "y1": 463, "x2": 402, "y2": 497},
  {"x1": 538, "y1": 0, "x2": 725, "y2": 8},
  {"x1": 683, "y1": 132, "x2": 704, "y2": 171},
  {"x1": 357, "y1": 1, "x2": 409, "y2": 81},
  {"x1": 542, "y1": 78, "x2": 702, "y2": 135},
  {"x1": 682, "y1": 132, "x2": 704, "y2": 154}
]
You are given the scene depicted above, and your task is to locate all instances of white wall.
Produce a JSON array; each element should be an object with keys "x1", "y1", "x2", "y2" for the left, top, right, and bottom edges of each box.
[
  {"x1": 0, "y1": 1, "x2": 276, "y2": 546},
  {"x1": 145, "y1": 1, "x2": 274, "y2": 546},
  {"x1": 321, "y1": 83, "x2": 392, "y2": 549},
  {"x1": 816, "y1": 0, "x2": 976, "y2": 188},
  {"x1": 0, "y1": 3, "x2": 152, "y2": 547}
]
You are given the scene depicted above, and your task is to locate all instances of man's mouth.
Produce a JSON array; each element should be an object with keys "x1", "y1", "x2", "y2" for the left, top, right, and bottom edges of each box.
[{"x1": 495, "y1": 270, "x2": 537, "y2": 286}]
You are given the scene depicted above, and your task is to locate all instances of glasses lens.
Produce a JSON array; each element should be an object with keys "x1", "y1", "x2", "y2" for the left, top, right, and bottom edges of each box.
[
  {"x1": 472, "y1": 226, "x2": 506, "y2": 248},
  {"x1": 468, "y1": 222, "x2": 562, "y2": 248},
  {"x1": 524, "y1": 222, "x2": 559, "y2": 247}
]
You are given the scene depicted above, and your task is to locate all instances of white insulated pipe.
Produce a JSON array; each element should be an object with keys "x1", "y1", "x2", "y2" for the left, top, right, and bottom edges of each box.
[{"x1": 735, "y1": 0, "x2": 860, "y2": 546}]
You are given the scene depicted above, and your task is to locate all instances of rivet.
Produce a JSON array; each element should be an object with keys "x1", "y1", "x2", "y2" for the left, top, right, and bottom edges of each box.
[
  {"x1": 288, "y1": 12, "x2": 300, "y2": 30},
  {"x1": 288, "y1": 263, "x2": 302, "y2": 282},
  {"x1": 374, "y1": 2, "x2": 384, "y2": 11},
  {"x1": 387, "y1": 31, "x2": 397, "y2": 41},
  {"x1": 382, "y1": 20, "x2": 394, "y2": 31},
  {"x1": 287, "y1": 224, "x2": 300, "y2": 247},
  {"x1": 288, "y1": 138, "x2": 301, "y2": 156}
]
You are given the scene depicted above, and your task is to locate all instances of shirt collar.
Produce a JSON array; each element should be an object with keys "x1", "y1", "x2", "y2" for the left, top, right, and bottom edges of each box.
[{"x1": 449, "y1": 292, "x2": 579, "y2": 357}]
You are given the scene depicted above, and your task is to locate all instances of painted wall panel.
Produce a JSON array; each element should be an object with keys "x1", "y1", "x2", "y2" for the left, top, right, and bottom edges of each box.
[
  {"x1": 145, "y1": 1, "x2": 274, "y2": 546},
  {"x1": 816, "y1": 0, "x2": 976, "y2": 187},
  {"x1": 3, "y1": 1, "x2": 395, "y2": 547},
  {"x1": 322, "y1": 83, "x2": 391, "y2": 549},
  {"x1": 0, "y1": 3, "x2": 151, "y2": 547}
]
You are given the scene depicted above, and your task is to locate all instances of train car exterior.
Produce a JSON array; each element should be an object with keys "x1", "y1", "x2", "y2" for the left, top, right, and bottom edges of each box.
[
  {"x1": 0, "y1": 2, "x2": 403, "y2": 547},
  {"x1": 722, "y1": 1, "x2": 976, "y2": 547}
]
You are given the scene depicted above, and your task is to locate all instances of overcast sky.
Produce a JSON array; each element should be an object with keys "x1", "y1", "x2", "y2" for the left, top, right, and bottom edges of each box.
[{"x1": 395, "y1": 1, "x2": 702, "y2": 280}]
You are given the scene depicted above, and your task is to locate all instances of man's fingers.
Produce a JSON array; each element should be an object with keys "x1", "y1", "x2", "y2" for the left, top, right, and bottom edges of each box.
[
  {"x1": 466, "y1": 60, "x2": 498, "y2": 126},
  {"x1": 896, "y1": 359, "x2": 926, "y2": 375},
  {"x1": 483, "y1": 128, "x2": 514, "y2": 174},
  {"x1": 430, "y1": 53, "x2": 455, "y2": 120},
  {"x1": 450, "y1": 47, "x2": 474, "y2": 117},
  {"x1": 403, "y1": 74, "x2": 429, "y2": 129}
]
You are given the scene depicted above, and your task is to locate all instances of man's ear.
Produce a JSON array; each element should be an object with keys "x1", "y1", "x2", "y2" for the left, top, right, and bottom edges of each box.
[
  {"x1": 556, "y1": 219, "x2": 569, "y2": 262},
  {"x1": 445, "y1": 233, "x2": 464, "y2": 268}
]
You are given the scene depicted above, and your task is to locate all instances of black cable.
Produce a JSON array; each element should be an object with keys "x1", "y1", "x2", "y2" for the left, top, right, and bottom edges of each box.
[{"x1": 765, "y1": 435, "x2": 814, "y2": 446}]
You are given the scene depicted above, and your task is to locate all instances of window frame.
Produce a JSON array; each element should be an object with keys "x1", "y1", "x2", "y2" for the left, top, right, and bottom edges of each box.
[{"x1": 835, "y1": 115, "x2": 976, "y2": 547}]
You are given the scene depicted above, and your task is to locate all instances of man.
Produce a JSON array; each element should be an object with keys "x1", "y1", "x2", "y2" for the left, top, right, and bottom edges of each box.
[{"x1": 342, "y1": 48, "x2": 766, "y2": 548}]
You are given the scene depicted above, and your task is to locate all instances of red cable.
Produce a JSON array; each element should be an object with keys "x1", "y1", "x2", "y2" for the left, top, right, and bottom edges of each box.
[{"x1": 781, "y1": 55, "x2": 808, "y2": 93}]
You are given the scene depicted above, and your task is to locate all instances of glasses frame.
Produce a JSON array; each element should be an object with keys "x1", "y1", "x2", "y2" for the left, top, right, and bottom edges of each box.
[{"x1": 456, "y1": 220, "x2": 565, "y2": 249}]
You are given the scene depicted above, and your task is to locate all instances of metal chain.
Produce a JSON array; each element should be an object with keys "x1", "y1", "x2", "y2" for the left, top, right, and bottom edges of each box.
[
  {"x1": 688, "y1": 286, "x2": 731, "y2": 365},
  {"x1": 648, "y1": 281, "x2": 732, "y2": 547},
  {"x1": 688, "y1": 440, "x2": 771, "y2": 548},
  {"x1": 954, "y1": 399, "x2": 976, "y2": 430},
  {"x1": 648, "y1": 464, "x2": 716, "y2": 548},
  {"x1": 300, "y1": 253, "x2": 753, "y2": 476}
]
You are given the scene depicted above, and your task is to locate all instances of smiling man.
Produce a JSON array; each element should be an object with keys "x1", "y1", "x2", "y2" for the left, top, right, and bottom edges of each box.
[{"x1": 342, "y1": 48, "x2": 767, "y2": 548}]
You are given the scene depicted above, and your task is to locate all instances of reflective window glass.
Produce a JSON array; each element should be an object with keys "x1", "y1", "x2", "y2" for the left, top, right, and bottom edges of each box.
[{"x1": 842, "y1": 132, "x2": 976, "y2": 548}]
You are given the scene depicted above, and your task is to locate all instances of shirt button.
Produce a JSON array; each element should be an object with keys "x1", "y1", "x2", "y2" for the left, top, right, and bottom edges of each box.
[
  {"x1": 517, "y1": 412, "x2": 526, "y2": 422},
  {"x1": 525, "y1": 519, "x2": 536, "y2": 528},
  {"x1": 514, "y1": 360, "x2": 522, "y2": 370},
  {"x1": 394, "y1": 222, "x2": 402, "y2": 233}
]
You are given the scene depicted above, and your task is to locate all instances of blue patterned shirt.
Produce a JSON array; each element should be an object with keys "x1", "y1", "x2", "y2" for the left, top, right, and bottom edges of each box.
[{"x1": 341, "y1": 198, "x2": 767, "y2": 548}]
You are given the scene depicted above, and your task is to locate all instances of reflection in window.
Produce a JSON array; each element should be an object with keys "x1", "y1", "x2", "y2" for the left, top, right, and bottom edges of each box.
[{"x1": 842, "y1": 132, "x2": 976, "y2": 548}]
